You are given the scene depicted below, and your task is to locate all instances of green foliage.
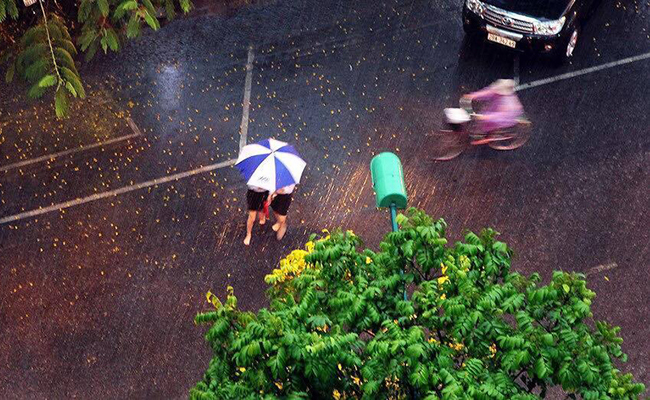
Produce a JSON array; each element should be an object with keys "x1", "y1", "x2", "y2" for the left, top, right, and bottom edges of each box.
[
  {"x1": 77, "y1": 0, "x2": 191, "y2": 61},
  {"x1": 5, "y1": 13, "x2": 84, "y2": 117},
  {"x1": 54, "y1": 85, "x2": 69, "y2": 118},
  {"x1": 193, "y1": 208, "x2": 646, "y2": 400},
  {"x1": 0, "y1": 0, "x2": 19, "y2": 23},
  {"x1": 38, "y1": 73, "x2": 57, "y2": 87},
  {"x1": 1, "y1": 0, "x2": 193, "y2": 117}
]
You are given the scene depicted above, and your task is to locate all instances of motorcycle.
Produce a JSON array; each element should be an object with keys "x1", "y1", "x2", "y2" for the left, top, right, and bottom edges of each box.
[{"x1": 430, "y1": 97, "x2": 531, "y2": 160}]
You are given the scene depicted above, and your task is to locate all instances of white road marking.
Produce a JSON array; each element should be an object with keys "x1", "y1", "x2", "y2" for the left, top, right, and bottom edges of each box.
[
  {"x1": 239, "y1": 46, "x2": 255, "y2": 151},
  {"x1": 0, "y1": 158, "x2": 236, "y2": 225},
  {"x1": 126, "y1": 117, "x2": 143, "y2": 137},
  {"x1": 586, "y1": 262, "x2": 619, "y2": 276},
  {"x1": 0, "y1": 119, "x2": 142, "y2": 173},
  {"x1": 516, "y1": 51, "x2": 650, "y2": 91}
]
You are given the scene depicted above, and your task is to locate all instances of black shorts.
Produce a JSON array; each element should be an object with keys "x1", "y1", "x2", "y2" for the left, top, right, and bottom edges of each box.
[
  {"x1": 271, "y1": 193, "x2": 292, "y2": 216},
  {"x1": 246, "y1": 189, "x2": 268, "y2": 211}
]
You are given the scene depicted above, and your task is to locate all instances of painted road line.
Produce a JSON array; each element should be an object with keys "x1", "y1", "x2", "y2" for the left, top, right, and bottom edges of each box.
[
  {"x1": 0, "y1": 123, "x2": 142, "y2": 173},
  {"x1": 239, "y1": 46, "x2": 255, "y2": 152},
  {"x1": 586, "y1": 262, "x2": 619, "y2": 276},
  {"x1": 516, "y1": 51, "x2": 650, "y2": 91},
  {"x1": 0, "y1": 158, "x2": 237, "y2": 225},
  {"x1": 126, "y1": 117, "x2": 143, "y2": 137}
]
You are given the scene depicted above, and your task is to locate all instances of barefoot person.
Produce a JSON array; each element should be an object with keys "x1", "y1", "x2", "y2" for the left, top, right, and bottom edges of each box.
[
  {"x1": 244, "y1": 185, "x2": 269, "y2": 246},
  {"x1": 270, "y1": 184, "x2": 295, "y2": 240},
  {"x1": 235, "y1": 138, "x2": 306, "y2": 244}
]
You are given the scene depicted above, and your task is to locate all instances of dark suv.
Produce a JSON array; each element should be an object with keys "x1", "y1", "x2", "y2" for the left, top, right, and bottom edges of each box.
[{"x1": 462, "y1": 0, "x2": 598, "y2": 62}]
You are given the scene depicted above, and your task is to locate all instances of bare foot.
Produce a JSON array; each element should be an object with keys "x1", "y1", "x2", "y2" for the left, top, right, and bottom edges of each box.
[
  {"x1": 272, "y1": 223, "x2": 280, "y2": 232},
  {"x1": 276, "y1": 224, "x2": 287, "y2": 240},
  {"x1": 244, "y1": 235, "x2": 251, "y2": 245},
  {"x1": 259, "y1": 217, "x2": 266, "y2": 225}
]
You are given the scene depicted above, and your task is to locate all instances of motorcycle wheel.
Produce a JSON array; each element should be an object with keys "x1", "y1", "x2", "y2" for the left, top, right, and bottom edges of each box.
[
  {"x1": 488, "y1": 119, "x2": 531, "y2": 151},
  {"x1": 430, "y1": 130, "x2": 469, "y2": 160}
]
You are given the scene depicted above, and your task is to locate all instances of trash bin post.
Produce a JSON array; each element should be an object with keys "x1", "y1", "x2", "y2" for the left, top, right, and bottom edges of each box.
[
  {"x1": 390, "y1": 202, "x2": 398, "y2": 232},
  {"x1": 370, "y1": 152, "x2": 408, "y2": 210},
  {"x1": 370, "y1": 152, "x2": 408, "y2": 300}
]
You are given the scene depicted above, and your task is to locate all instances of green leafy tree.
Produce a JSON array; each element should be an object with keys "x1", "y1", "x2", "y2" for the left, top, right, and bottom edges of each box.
[
  {"x1": 192, "y1": 208, "x2": 646, "y2": 399},
  {"x1": 0, "y1": 0, "x2": 19, "y2": 23},
  {"x1": 0, "y1": 0, "x2": 192, "y2": 117},
  {"x1": 77, "y1": 0, "x2": 191, "y2": 61},
  {"x1": 4, "y1": 10, "x2": 84, "y2": 117}
]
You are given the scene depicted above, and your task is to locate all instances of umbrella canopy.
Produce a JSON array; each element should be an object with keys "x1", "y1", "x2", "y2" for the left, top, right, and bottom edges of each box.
[{"x1": 235, "y1": 138, "x2": 306, "y2": 192}]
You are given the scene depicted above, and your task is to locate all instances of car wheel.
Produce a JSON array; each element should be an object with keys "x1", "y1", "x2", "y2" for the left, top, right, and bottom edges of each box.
[
  {"x1": 555, "y1": 27, "x2": 579, "y2": 65},
  {"x1": 565, "y1": 28, "x2": 579, "y2": 58}
]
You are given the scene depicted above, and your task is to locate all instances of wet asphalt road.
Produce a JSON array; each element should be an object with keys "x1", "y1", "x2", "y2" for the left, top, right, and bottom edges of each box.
[{"x1": 1, "y1": 0, "x2": 649, "y2": 398}]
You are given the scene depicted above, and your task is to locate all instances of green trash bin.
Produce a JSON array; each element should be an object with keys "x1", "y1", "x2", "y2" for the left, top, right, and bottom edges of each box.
[{"x1": 370, "y1": 152, "x2": 408, "y2": 209}]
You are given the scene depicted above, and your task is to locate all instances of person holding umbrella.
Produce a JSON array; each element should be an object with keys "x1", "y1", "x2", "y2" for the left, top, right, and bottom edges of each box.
[
  {"x1": 270, "y1": 183, "x2": 295, "y2": 240},
  {"x1": 243, "y1": 184, "x2": 269, "y2": 245},
  {"x1": 235, "y1": 139, "x2": 306, "y2": 246}
]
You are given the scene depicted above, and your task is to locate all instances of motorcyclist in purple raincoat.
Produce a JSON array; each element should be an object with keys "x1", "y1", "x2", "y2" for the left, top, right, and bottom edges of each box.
[{"x1": 463, "y1": 79, "x2": 523, "y2": 133}]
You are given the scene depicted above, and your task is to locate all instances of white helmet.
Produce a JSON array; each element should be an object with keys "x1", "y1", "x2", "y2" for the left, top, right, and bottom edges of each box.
[{"x1": 493, "y1": 79, "x2": 516, "y2": 95}]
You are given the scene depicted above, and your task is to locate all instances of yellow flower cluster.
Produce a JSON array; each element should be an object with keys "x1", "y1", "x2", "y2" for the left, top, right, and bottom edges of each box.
[
  {"x1": 332, "y1": 387, "x2": 354, "y2": 400},
  {"x1": 438, "y1": 263, "x2": 450, "y2": 286},
  {"x1": 266, "y1": 231, "x2": 359, "y2": 288},
  {"x1": 489, "y1": 343, "x2": 497, "y2": 358},
  {"x1": 384, "y1": 375, "x2": 401, "y2": 392},
  {"x1": 449, "y1": 341, "x2": 465, "y2": 351},
  {"x1": 205, "y1": 286, "x2": 236, "y2": 310},
  {"x1": 429, "y1": 336, "x2": 463, "y2": 352},
  {"x1": 277, "y1": 248, "x2": 310, "y2": 283},
  {"x1": 264, "y1": 242, "x2": 313, "y2": 287},
  {"x1": 438, "y1": 263, "x2": 450, "y2": 300},
  {"x1": 205, "y1": 290, "x2": 222, "y2": 309}
]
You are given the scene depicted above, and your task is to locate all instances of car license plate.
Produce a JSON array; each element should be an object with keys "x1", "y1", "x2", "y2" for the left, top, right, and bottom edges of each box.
[{"x1": 487, "y1": 33, "x2": 516, "y2": 48}]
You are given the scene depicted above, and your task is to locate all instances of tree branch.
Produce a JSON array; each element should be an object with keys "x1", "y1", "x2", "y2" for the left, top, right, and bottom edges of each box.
[
  {"x1": 408, "y1": 258, "x2": 426, "y2": 281},
  {"x1": 363, "y1": 329, "x2": 375, "y2": 338},
  {"x1": 38, "y1": 0, "x2": 63, "y2": 90},
  {"x1": 513, "y1": 368, "x2": 526, "y2": 381}
]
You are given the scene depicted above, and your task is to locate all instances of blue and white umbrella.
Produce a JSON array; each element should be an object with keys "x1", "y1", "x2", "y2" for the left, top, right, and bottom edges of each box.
[{"x1": 235, "y1": 138, "x2": 306, "y2": 192}]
